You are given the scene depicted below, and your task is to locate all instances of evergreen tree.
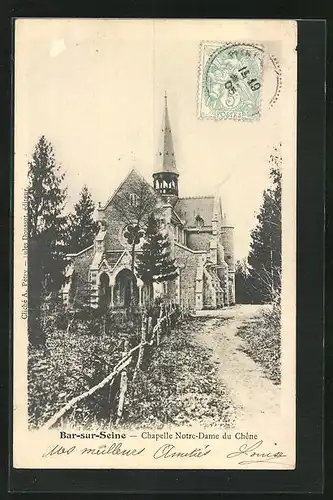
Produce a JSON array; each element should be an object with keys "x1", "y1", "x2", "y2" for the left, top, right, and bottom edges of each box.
[
  {"x1": 248, "y1": 146, "x2": 282, "y2": 303},
  {"x1": 28, "y1": 136, "x2": 68, "y2": 345},
  {"x1": 68, "y1": 185, "x2": 99, "y2": 254},
  {"x1": 235, "y1": 258, "x2": 252, "y2": 304},
  {"x1": 136, "y1": 214, "x2": 178, "y2": 304}
]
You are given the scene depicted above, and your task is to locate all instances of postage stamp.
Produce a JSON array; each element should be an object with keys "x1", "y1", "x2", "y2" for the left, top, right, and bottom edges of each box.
[{"x1": 197, "y1": 42, "x2": 265, "y2": 121}]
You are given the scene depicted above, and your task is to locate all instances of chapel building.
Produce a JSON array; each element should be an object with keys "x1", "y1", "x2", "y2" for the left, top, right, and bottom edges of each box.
[{"x1": 63, "y1": 95, "x2": 235, "y2": 311}]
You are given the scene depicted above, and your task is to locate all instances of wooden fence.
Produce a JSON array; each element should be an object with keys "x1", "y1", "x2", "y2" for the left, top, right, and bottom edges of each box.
[{"x1": 42, "y1": 302, "x2": 183, "y2": 430}]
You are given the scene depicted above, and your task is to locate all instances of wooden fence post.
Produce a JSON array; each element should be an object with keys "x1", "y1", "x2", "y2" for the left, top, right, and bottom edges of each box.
[
  {"x1": 156, "y1": 304, "x2": 163, "y2": 346},
  {"x1": 116, "y1": 340, "x2": 129, "y2": 424},
  {"x1": 167, "y1": 303, "x2": 171, "y2": 335},
  {"x1": 133, "y1": 310, "x2": 147, "y2": 381},
  {"x1": 170, "y1": 302, "x2": 175, "y2": 329},
  {"x1": 171, "y1": 303, "x2": 174, "y2": 328},
  {"x1": 147, "y1": 315, "x2": 153, "y2": 342},
  {"x1": 66, "y1": 309, "x2": 76, "y2": 336},
  {"x1": 162, "y1": 304, "x2": 167, "y2": 336}
]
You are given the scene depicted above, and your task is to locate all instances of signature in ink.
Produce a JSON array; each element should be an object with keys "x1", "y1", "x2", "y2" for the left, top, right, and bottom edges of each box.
[{"x1": 226, "y1": 440, "x2": 290, "y2": 465}]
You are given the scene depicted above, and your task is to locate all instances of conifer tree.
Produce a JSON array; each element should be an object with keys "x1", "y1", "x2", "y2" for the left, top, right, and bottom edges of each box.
[
  {"x1": 235, "y1": 258, "x2": 252, "y2": 304},
  {"x1": 136, "y1": 214, "x2": 178, "y2": 303},
  {"x1": 67, "y1": 185, "x2": 99, "y2": 254},
  {"x1": 247, "y1": 146, "x2": 282, "y2": 303},
  {"x1": 28, "y1": 136, "x2": 68, "y2": 345}
]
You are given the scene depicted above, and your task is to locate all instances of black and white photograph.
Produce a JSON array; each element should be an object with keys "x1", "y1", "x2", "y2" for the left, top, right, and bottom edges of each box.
[{"x1": 13, "y1": 19, "x2": 297, "y2": 469}]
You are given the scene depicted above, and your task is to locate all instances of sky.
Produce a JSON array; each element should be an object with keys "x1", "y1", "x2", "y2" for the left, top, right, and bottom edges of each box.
[{"x1": 15, "y1": 19, "x2": 291, "y2": 260}]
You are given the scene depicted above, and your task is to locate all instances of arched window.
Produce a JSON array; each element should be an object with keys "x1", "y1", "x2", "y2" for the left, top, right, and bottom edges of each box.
[
  {"x1": 195, "y1": 215, "x2": 204, "y2": 228},
  {"x1": 130, "y1": 193, "x2": 139, "y2": 206},
  {"x1": 99, "y1": 272, "x2": 111, "y2": 309}
]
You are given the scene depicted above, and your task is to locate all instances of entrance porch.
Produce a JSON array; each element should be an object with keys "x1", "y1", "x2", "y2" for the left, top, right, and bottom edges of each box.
[{"x1": 98, "y1": 268, "x2": 151, "y2": 309}]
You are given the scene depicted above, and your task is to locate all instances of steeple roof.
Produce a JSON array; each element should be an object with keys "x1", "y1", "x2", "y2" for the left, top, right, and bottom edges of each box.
[{"x1": 155, "y1": 92, "x2": 178, "y2": 175}]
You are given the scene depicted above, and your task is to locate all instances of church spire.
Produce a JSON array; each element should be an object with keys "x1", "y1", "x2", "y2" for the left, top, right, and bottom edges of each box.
[
  {"x1": 155, "y1": 91, "x2": 178, "y2": 175},
  {"x1": 153, "y1": 93, "x2": 179, "y2": 201}
]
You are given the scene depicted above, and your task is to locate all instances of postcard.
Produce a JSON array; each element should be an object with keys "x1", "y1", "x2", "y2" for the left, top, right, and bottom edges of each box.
[{"x1": 13, "y1": 18, "x2": 297, "y2": 469}]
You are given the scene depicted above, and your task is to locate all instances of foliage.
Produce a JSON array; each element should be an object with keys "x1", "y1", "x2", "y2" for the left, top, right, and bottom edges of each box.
[
  {"x1": 235, "y1": 258, "x2": 252, "y2": 304},
  {"x1": 125, "y1": 318, "x2": 236, "y2": 428},
  {"x1": 236, "y1": 300, "x2": 281, "y2": 384},
  {"x1": 27, "y1": 136, "x2": 68, "y2": 345},
  {"x1": 136, "y1": 214, "x2": 178, "y2": 302},
  {"x1": 247, "y1": 145, "x2": 282, "y2": 303},
  {"x1": 28, "y1": 307, "x2": 236, "y2": 430},
  {"x1": 67, "y1": 185, "x2": 99, "y2": 254},
  {"x1": 27, "y1": 308, "x2": 131, "y2": 429}
]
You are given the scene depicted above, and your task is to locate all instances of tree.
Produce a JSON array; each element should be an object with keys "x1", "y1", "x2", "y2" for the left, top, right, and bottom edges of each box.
[
  {"x1": 235, "y1": 258, "x2": 252, "y2": 304},
  {"x1": 67, "y1": 185, "x2": 99, "y2": 254},
  {"x1": 247, "y1": 145, "x2": 282, "y2": 303},
  {"x1": 112, "y1": 173, "x2": 158, "y2": 309},
  {"x1": 136, "y1": 214, "x2": 178, "y2": 304},
  {"x1": 28, "y1": 136, "x2": 68, "y2": 345}
]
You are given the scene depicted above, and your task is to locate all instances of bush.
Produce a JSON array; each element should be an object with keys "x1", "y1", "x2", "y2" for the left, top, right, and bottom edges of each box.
[
  {"x1": 236, "y1": 299, "x2": 281, "y2": 384},
  {"x1": 28, "y1": 307, "x2": 136, "y2": 428}
]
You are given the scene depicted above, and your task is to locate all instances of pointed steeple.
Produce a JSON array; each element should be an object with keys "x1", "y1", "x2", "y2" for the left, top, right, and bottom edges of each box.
[
  {"x1": 155, "y1": 91, "x2": 178, "y2": 175},
  {"x1": 153, "y1": 93, "x2": 179, "y2": 202}
]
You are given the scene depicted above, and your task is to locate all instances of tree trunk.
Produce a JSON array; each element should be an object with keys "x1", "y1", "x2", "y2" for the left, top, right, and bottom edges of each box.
[
  {"x1": 148, "y1": 281, "x2": 154, "y2": 307},
  {"x1": 156, "y1": 304, "x2": 163, "y2": 346},
  {"x1": 28, "y1": 267, "x2": 45, "y2": 346},
  {"x1": 130, "y1": 241, "x2": 136, "y2": 312},
  {"x1": 28, "y1": 300, "x2": 44, "y2": 347}
]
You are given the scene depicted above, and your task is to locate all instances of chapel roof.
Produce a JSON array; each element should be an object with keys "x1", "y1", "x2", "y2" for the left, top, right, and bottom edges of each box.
[
  {"x1": 174, "y1": 196, "x2": 215, "y2": 227},
  {"x1": 102, "y1": 167, "x2": 159, "y2": 210}
]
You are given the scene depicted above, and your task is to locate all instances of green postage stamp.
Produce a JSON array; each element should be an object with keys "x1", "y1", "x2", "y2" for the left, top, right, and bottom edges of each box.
[{"x1": 197, "y1": 42, "x2": 265, "y2": 121}]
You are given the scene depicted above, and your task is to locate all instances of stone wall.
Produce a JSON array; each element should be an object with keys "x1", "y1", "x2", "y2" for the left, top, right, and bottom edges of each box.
[
  {"x1": 221, "y1": 226, "x2": 235, "y2": 272},
  {"x1": 174, "y1": 243, "x2": 201, "y2": 310},
  {"x1": 71, "y1": 246, "x2": 94, "y2": 307},
  {"x1": 103, "y1": 203, "x2": 129, "y2": 252},
  {"x1": 102, "y1": 170, "x2": 160, "y2": 252},
  {"x1": 186, "y1": 230, "x2": 212, "y2": 252}
]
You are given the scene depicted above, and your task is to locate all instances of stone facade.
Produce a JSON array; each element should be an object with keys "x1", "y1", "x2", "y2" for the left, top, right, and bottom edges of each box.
[{"x1": 63, "y1": 95, "x2": 235, "y2": 311}]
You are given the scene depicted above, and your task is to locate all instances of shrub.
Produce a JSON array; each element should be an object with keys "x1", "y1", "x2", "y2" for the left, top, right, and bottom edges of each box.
[
  {"x1": 236, "y1": 300, "x2": 281, "y2": 384},
  {"x1": 28, "y1": 306, "x2": 134, "y2": 428}
]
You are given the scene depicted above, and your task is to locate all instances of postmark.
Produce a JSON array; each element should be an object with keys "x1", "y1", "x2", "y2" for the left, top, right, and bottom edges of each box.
[{"x1": 197, "y1": 42, "x2": 282, "y2": 121}]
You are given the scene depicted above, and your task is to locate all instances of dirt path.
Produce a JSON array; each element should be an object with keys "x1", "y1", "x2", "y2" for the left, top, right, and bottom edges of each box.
[{"x1": 194, "y1": 304, "x2": 280, "y2": 426}]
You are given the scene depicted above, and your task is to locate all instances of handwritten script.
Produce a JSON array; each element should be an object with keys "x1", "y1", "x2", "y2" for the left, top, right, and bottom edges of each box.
[
  {"x1": 226, "y1": 440, "x2": 288, "y2": 465},
  {"x1": 41, "y1": 439, "x2": 292, "y2": 467},
  {"x1": 42, "y1": 442, "x2": 212, "y2": 460}
]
